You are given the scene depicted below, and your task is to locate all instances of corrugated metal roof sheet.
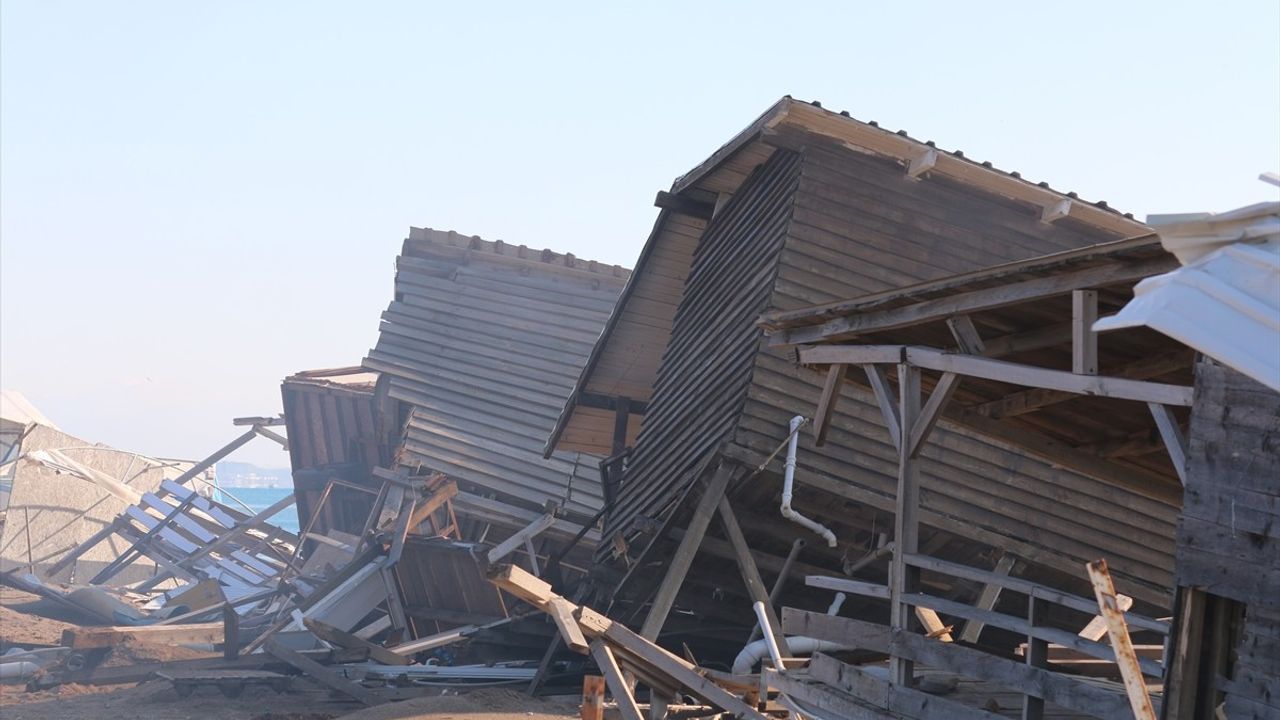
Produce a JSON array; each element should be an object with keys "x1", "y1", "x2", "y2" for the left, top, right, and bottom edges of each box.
[{"x1": 363, "y1": 228, "x2": 629, "y2": 518}]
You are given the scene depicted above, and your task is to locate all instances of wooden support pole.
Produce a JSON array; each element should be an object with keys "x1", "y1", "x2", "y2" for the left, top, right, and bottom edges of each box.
[
  {"x1": 864, "y1": 365, "x2": 902, "y2": 452},
  {"x1": 813, "y1": 364, "x2": 846, "y2": 447},
  {"x1": 581, "y1": 675, "x2": 606, "y2": 720},
  {"x1": 1085, "y1": 559, "x2": 1157, "y2": 720},
  {"x1": 639, "y1": 464, "x2": 733, "y2": 641},
  {"x1": 946, "y1": 315, "x2": 986, "y2": 354},
  {"x1": 1022, "y1": 594, "x2": 1047, "y2": 720},
  {"x1": 958, "y1": 554, "x2": 1017, "y2": 644},
  {"x1": 716, "y1": 496, "x2": 790, "y2": 657},
  {"x1": 223, "y1": 604, "x2": 240, "y2": 660},
  {"x1": 1072, "y1": 290, "x2": 1098, "y2": 376},
  {"x1": 591, "y1": 639, "x2": 644, "y2": 720},
  {"x1": 1148, "y1": 403, "x2": 1188, "y2": 484},
  {"x1": 906, "y1": 372, "x2": 960, "y2": 457},
  {"x1": 890, "y1": 363, "x2": 922, "y2": 686}
]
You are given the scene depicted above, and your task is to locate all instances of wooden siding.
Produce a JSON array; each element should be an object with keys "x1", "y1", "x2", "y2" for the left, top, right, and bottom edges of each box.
[
  {"x1": 727, "y1": 143, "x2": 1177, "y2": 604},
  {"x1": 281, "y1": 369, "x2": 385, "y2": 473},
  {"x1": 1177, "y1": 360, "x2": 1280, "y2": 607},
  {"x1": 607, "y1": 150, "x2": 802, "y2": 538},
  {"x1": 363, "y1": 229, "x2": 628, "y2": 519}
]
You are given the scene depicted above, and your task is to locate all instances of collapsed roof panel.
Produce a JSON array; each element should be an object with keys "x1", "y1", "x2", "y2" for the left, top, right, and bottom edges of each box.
[{"x1": 363, "y1": 228, "x2": 630, "y2": 519}]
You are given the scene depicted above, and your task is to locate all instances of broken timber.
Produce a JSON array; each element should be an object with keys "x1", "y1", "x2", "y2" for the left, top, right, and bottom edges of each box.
[{"x1": 488, "y1": 563, "x2": 767, "y2": 720}]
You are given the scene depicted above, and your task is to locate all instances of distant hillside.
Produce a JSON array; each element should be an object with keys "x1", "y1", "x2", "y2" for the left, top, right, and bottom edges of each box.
[{"x1": 217, "y1": 461, "x2": 292, "y2": 488}]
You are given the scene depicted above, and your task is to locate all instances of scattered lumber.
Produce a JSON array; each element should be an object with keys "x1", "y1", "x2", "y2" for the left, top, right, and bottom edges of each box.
[
  {"x1": 61, "y1": 621, "x2": 225, "y2": 650},
  {"x1": 487, "y1": 563, "x2": 768, "y2": 720}
]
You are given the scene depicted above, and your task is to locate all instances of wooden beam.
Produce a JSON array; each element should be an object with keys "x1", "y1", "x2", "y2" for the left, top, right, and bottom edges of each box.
[
  {"x1": 639, "y1": 464, "x2": 733, "y2": 641},
  {"x1": 980, "y1": 322, "x2": 1073, "y2": 358},
  {"x1": 946, "y1": 315, "x2": 986, "y2": 354},
  {"x1": 549, "y1": 597, "x2": 590, "y2": 654},
  {"x1": 591, "y1": 640, "x2": 644, "y2": 720},
  {"x1": 654, "y1": 190, "x2": 715, "y2": 221},
  {"x1": 780, "y1": 609, "x2": 1133, "y2": 719},
  {"x1": 1078, "y1": 593, "x2": 1133, "y2": 642},
  {"x1": 808, "y1": 653, "x2": 1000, "y2": 720},
  {"x1": 812, "y1": 364, "x2": 846, "y2": 447},
  {"x1": 716, "y1": 496, "x2": 790, "y2": 658},
  {"x1": 303, "y1": 618, "x2": 410, "y2": 666},
  {"x1": 890, "y1": 363, "x2": 922, "y2": 685},
  {"x1": 1148, "y1": 403, "x2": 1188, "y2": 484},
  {"x1": 582, "y1": 675, "x2": 606, "y2": 720},
  {"x1": 264, "y1": 639, "x2": 384, "y2": 706},
  {"x1": 914, "y1": 607, "x2": 954, "y2": 642},
  {"x1": 1085, "y1": 560, "x2": 1157, "y2": 720},
  {"x1": 1023, "y1": 596, "x2": 1048, "y2": 720},
  {"x1": 776, "y1": 256, "x2": 1175, "y2": 346},
  {"x1": 805, "y1": 575, "x2": 891, "y2": 600},
  {"x1": 805, "y1": 344, "x2": 1194, "y2": 406},
  {"x1": 969, "y1": 351, "x2": 1191, "y2": 419},
  {"x1": 1072, "y1": 290, "x2": 1099, "y2": 375},
  {"x1": 487, "y1": 513, "x2": 557, "y2": 565},
  {"x1": 863, "y1": 364, "x2": 902, "y2": 452},
  {"x1": 62, "y1": 622, "x2": 225, "y2": 650},
  {"x1": 907, "y1": 372, "x2": 960, "y2": 457},
  {"x1": 958, "y1": 554, "x2": 1017, "y2": 644}
]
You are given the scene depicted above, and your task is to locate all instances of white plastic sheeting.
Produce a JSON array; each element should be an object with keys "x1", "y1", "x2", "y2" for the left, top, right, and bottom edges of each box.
[{"x1": 1094, "y1": 182, "x2": 1280, "y2": 392}]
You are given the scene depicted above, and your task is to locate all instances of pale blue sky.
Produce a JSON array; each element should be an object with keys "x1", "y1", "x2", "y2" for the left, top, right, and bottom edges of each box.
[{"x1": 3, "y1": 1, "x2": 1278, "y2": 466}]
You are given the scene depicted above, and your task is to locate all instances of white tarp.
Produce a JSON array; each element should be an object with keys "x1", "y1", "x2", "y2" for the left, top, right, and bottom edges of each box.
[{"x1": 1094, "y1": 178, "x2": 1280, "y2": 392}]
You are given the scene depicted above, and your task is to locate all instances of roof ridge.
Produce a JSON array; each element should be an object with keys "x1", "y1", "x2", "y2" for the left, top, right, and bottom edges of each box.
[{"x1": 407, "y1": 227, "x2": 631, "y2": 278}]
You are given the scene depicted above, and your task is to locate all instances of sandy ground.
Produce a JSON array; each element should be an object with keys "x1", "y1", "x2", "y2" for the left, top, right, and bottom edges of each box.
[{"x1": 0, "y1": 587, "x2": 580, "y2": 720}]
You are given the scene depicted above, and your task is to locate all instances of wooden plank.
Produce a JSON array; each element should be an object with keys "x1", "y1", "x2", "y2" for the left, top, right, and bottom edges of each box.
[
  {"x1": 1148, "y1": 403, "x2": 1188, "y2": 484},
  {"x1": 863, "y1": 365, "x2": 901, "y2": 451},
  {"x1": 799, "y1": 345, "x2": 903, "y2": 365},
  {"x1": 946, "y1": 315, "x2": 986, "y2": 354},
  {"x1": 591, "y1": 640, "x2": 644, "y2": 720},
  {"x1": 582, "y1": 675, "x2": 606, "y2": 720},
  {"x1": 902, "y1": 553, "x2": 1170, "y2": 635},
  {"x1": 970, "y1": 351, "x2": 1190, "y2": 419},
  {"x1": 264, "y1": 639, "x2": 384, "y2": 706},
  {"x1": 639, "y1": 464, "x2": 733, "y2": 641},
  {"x1": 775, "y1": 255, "x2": 1174, "y2": 345},
  {"x1": 812, "y1": 364, "x2": 846, "y2": 446},
  {"x1": 303, "y1": 618, "x2": 409, "y2": 666},
  {"x1": 907, "y1": 372, "x2": 960, "y2": 457},
  {"x1": 550, "y1": 597, "x2": 590, "y2": 654},
  {"x1": 763, "y1": 669, "x2": 888, "y2": 720},
  {"x1": 716, "y1": 495, "x2": 790, "y2": 657},
  {"x1": 1071, "y1": 290, "x2": 1099, "y2": 376},
  {"x1": 958, "y1": 554, "x2": 1017, "y2": 644},
  {"x1": 780, "y1": 609, "x2": 1133, "y2": 719},
  {"x1": 487, "y1": 513, "x2": 557, "y2": 565},
  {"x1": 62, "y1": 622, "x2": 225, "y2": 650},
  {"x1": 1022, "y1": 596, "x2": 1047, "y2": 720},
  {"x1": 805, "y1": 575, "x2": 891, "y2": 600},
  {"x1": 915, "y1": 607, "x2": 954, "y2": 642},
  {"x1": 1085, "y1": 560, "x2": 1157, "y2": 720},
  {"x1": 808, "y1": 653, "x2": 1001, "y2": 720},
  {"x1": 1078, "y1": 593, "x2": 1133, "y2": 641},
  {"x1": 891, "y1": 363, "x2": 922, "y2": 685}
]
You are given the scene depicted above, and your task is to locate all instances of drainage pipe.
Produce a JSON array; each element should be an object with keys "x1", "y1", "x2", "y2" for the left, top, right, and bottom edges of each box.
[{"x1": 780, "y1": 416, "x2": 837, "y2": 547}]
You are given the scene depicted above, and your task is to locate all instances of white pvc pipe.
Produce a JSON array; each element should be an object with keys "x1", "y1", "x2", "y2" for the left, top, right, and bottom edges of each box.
[
  {"x1": 781, "y1": 415, "x2": 838, "y2": 547},
  {"x1": 753, "y1": 601, "x2": 786, "y2": 671},
  {"x1": 731, "y1": 636, "x2": 849, "y2": 675}
]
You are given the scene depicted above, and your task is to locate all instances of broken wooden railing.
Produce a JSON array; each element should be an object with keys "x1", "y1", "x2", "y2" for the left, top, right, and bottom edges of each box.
[{"x1": 785, "y1": 552, "x2": 1168, "y2": 719}]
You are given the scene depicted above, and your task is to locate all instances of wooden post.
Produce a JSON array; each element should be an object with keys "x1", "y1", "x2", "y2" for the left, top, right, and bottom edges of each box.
[
  {"x1": 890, "y1": 363, "x2": 922, "y2": 686},
  {"x1": 958, "y1": 554, "x2": 1017, "y2": 644},
  {"x1": 1085, "y1": 560, "x2": 1157, "y2": 720},
  {"x1": 717, "y1": 496, "x2": 790, "y2": 657},
  {"x1": 590, "y1": 640, "x2": 643, "y2": 720},
  {"x1": 1022, "y1": 594, "x2": 1047, "y2": 720},
  {"x1": 639, "y1": 464, "x2": 733, "y2": 641},
  {"x1": 222, "y1": 604, "x2": 239, "y2": 660},
  {"x1": 1072, "y1": 290, "x2": 1098, "y2": 375},
  {"x1": 581, "y1": 675, "x2": 606, "y2": 720},
  {"x1": 1163, "y1": 587, "x2": 1206, "y2": 720}
]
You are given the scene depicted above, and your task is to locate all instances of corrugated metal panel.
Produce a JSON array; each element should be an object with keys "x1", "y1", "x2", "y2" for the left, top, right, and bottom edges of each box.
[
  {"x1": 606, "y1": 150, "x2": 803, "y2": 539},
  {"x1": 363, "y1": 229, "x2": 628, "y2": 518}
]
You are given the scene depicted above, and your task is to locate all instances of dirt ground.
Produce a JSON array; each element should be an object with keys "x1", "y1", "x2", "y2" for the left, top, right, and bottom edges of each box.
[{"x1": 0, "y1": 587, "x2": 580, "y2": 720}]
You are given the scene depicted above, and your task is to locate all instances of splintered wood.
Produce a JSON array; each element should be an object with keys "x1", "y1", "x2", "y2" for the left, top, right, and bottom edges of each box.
[{"x1": 487, "y1": 563, "x2": 767, "y2": 720}]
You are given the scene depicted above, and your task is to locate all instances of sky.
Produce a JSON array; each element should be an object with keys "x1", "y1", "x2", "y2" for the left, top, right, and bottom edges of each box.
[{"x1": 2, "y1": 1, "x2": 1278, "y2": 467}]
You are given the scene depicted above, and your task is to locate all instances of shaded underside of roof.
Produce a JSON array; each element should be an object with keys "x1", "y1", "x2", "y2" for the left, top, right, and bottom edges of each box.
[
  {"x1": 281, "y1": 367, "x2": 386, "y2": 473},
  {"x1": 363, "y1": 228, "x2": 629, "y2": 518},
  {"x1": 548, "y1": 96, "x2": 1152, "y2": 457}
]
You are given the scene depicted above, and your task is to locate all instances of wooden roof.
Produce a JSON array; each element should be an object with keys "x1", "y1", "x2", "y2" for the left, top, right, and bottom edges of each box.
[
  {"x1": 546, "y1": 96, "x2": 1151, "y2": 457},
  {"x1": 363, "y1": 227, "x2": 629, "y2": 519}
]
